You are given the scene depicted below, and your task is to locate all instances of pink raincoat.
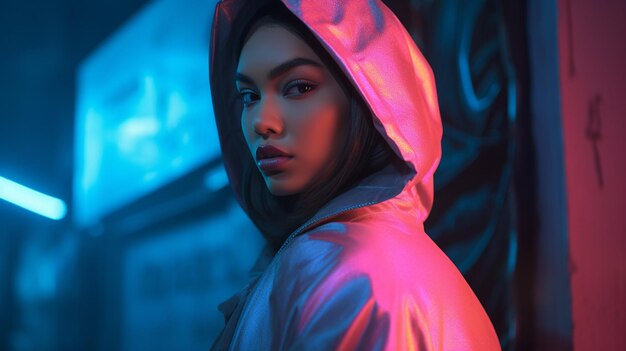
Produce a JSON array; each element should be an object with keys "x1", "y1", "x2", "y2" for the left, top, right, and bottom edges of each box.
[{"x1": 209, "y1": 0, "x2": 501, "y2": 349}]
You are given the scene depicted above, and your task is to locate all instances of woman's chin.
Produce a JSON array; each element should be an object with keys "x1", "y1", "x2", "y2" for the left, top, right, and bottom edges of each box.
[
  {"x1": 264, "y1": 176, "x2": 304, "y2": 196},
  {"x1": 267, "y1": 185, "x2": 299, "y2": 197}
]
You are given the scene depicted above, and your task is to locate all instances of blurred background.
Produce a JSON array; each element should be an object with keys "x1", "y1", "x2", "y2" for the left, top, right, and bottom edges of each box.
[{"x1": 0, "y1": 0, "x2": 624, "y2": 350}]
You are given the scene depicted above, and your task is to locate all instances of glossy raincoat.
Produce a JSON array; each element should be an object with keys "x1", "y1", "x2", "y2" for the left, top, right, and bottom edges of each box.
[{"x1": 209, "y1": 0, "x2": 501, "y2": 350}]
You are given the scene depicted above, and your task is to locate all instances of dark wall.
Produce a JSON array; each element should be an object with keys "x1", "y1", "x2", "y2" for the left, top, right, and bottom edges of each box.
[{"x1": 0, "y1": 1, "x2": 147, "y2": 349}]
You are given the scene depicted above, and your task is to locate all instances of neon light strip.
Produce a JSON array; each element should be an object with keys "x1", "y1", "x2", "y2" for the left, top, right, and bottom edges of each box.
[{"x1": 0, "y1": 176, "x2": 67, "y2": 220}]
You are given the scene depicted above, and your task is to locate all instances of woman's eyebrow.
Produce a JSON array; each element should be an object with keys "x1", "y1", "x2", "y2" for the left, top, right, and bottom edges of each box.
[{"x1": 235, "y1": 57, "x2": 323, "y2": 84}]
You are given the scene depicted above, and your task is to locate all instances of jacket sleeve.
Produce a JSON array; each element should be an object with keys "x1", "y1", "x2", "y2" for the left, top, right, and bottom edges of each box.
[{"x1": 268, "y1": 233, "x2": 392, "y2": 351}]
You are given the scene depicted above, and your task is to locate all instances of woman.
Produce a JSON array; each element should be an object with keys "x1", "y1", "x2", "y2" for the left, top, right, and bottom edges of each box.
[{"x1": 209, "y1": 0, "x2": 501, "y2": 350}]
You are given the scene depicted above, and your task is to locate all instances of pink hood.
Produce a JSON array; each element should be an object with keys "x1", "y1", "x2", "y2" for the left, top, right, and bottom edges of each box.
[{"x1": 210, "y1": 0, "x2": 442, "y2": 225}]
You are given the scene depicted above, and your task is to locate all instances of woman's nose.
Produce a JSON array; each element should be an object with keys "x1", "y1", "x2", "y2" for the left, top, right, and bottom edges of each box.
[{"x1": 253, "y1": 98, "x2": 284, "y2": 138}]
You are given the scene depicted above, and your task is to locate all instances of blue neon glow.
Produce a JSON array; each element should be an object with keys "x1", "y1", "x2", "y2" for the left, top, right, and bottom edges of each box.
[
  {"x1": 74, "y1": 0, "x2": 221, "y2": 227},
  {"x1": 0, "y1": 176, "x2": 67, "y2": 220},
  {"x1": 204, "y1": 166, "x2": 229, "y2": 192}
]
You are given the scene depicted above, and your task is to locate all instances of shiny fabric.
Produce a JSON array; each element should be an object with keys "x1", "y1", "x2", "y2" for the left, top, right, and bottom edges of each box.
[{"x1": 209, "y1": 0, "x2": 501, "y2": 350}]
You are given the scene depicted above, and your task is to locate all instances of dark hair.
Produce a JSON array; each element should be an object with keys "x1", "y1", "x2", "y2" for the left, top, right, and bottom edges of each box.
[{"x1": 237, "y1": 2, "x2": 399, "y2": 250}]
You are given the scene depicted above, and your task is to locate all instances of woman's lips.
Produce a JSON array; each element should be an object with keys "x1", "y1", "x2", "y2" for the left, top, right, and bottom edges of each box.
[
  {"x1": 256, "y1": 144, "x2": 293, "y2": 175},
  {"x1": 257, "y1": 156, "x2": 293, "y2": 175}
]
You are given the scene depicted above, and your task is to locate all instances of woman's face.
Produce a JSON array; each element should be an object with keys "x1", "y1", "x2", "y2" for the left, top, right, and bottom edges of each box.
[{"x1": 236, "y1": 24, "x2": 349, "y2": 196}]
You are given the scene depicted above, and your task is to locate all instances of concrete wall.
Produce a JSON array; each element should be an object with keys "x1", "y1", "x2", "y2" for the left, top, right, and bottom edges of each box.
[{"x1": 557, "y1": 0, "x2": 626, "y2": 349}]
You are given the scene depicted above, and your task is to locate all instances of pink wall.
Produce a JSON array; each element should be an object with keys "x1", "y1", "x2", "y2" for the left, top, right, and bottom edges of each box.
[{"x1": 557, "y1": 0, "x2": 626, "y2": 349}]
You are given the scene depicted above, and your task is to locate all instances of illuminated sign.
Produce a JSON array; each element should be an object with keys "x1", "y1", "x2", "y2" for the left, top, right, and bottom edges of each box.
[{"x1": 74, "y1": 0, "x2": 220, "y2": 227}]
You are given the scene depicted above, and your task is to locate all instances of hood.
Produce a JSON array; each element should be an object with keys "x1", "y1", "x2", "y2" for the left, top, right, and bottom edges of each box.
[{"x1": 209, "y1": 0, "x2": 442, "y2": 227}]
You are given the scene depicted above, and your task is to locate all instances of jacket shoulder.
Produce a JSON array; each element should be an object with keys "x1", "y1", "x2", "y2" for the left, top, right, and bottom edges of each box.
[{"x1": 270, "y1": 219, "x2": 501, "y2": 350}]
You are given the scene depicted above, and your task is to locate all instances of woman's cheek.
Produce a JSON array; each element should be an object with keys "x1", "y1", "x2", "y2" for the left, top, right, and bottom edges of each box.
[{"x1": 306, "y1": 106, "x2": 342, "y2": 166}]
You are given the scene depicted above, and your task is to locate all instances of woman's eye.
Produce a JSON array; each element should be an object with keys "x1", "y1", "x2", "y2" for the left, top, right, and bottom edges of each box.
[
  {"x1": 284, "y1": 80, "x2": 317, "y2": 97},
  {"x1": 237, "y1": 90, "x2": 258, "y2": 106}
]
